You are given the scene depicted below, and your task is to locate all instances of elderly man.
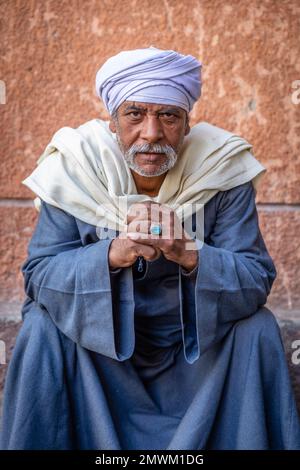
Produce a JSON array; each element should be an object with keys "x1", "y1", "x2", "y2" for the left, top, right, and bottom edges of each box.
[{"x1": 0, "y1": 47, "x2": 299, "y2": 450}]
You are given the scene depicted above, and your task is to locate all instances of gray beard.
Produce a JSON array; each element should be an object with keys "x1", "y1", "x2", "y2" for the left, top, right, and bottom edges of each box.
[{"x1": 116, "y1": 135, "x2": 178, "y2": 177}]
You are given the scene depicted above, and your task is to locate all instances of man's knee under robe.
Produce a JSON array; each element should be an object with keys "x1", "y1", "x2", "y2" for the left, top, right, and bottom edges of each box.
[{"x1": 1, "y1": 181, "x2": 299, "y2": 450}]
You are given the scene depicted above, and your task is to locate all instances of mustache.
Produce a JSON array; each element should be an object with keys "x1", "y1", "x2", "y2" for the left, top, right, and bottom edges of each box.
[{"x1": 126, "y1": 143, "x2": 177, "y2": 158}]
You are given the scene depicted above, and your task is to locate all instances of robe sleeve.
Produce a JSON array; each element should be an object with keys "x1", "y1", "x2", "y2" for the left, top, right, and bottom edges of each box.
[
  {"x1": 21, "y1": 200, "x2": 135, "y2": 361},
  {"x1": 178, "y1": 180, "x2": 277, "y2": 364}
]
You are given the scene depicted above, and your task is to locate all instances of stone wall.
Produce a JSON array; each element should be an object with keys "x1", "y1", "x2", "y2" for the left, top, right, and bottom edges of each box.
[{"x1": 1, "y1": 0, "x2": 299, "y2": 317}]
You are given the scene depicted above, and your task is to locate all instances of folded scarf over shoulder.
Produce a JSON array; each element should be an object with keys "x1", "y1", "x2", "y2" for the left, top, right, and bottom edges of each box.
[{"x1": 22, "y1": 119, "x2": 265, "y2": 235}]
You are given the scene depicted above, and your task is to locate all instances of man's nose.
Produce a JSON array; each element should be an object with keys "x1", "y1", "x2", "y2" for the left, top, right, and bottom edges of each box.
[{"x1": 140, "y1": 116, "x2": 164, "y2": 143}]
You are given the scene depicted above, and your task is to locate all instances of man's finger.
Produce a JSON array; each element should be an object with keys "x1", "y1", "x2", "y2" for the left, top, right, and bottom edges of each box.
[
  {"x1": 126, "y1": 201, "x2": 162, "y2": 224},
  {"x1": 126, "y1": 201, "x2": 155, "y2": 224},
  {"x1": 127, "y1": 219, "x2": 152, "y2": 234},
  {"x1": 127, "y1": 232, "x2": 163, "y2": 246},
  {"x1": 133, "y1": 243, "x2": 160, "y2": 260}
]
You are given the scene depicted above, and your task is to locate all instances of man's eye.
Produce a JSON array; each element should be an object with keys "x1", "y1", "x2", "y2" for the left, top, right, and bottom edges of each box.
[
  {"x1": 128, "y1": 111, "x2": 141, "y2": 118},
  {"x1": 160, "y1": 113, "x2": 177, "y2": 120}
]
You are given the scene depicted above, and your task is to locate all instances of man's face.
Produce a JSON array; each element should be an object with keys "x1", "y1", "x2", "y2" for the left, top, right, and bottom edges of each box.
[{"x1": 109, "y1": 101, "x2": 190, "y2": 177}]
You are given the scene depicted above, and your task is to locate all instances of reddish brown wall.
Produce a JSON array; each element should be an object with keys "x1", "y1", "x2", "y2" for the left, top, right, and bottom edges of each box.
[{"x1": 0, "y1": 0, "x2": 299, "y2": 316}]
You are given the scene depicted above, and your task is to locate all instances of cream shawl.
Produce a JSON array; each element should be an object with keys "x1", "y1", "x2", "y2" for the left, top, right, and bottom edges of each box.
[{"x1": 22, "y1": 119, "x2": 265, "y2": 232}]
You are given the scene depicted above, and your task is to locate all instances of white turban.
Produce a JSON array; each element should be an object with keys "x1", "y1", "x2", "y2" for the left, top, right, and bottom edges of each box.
[{"x1": 95, "y1": 46, "x2": 202, "y2": 115}]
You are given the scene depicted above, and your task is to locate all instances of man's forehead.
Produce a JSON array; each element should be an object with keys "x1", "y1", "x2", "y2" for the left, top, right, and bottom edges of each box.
[{"x1": 119, "y1": 101, "x2": 185, "y2": 113}]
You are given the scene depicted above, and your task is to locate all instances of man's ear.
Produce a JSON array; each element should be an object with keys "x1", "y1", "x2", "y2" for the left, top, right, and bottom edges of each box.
[
  {"x1": 109, "y1": 118, "x2": 116, "y2": 133},
  {"x1": 184, "y1": 116, "x2": 191, "y2": 136}
]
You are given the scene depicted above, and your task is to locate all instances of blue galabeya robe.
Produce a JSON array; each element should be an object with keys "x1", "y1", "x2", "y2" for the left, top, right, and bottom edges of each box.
[{"x1": 0, "y1": 180, "x2": 299, "y2": 449}]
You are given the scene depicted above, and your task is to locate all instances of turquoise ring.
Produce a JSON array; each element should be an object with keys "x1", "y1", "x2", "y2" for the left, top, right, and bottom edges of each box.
[{"x1": 150, "y1": 223, "x2": 162, "y2": 235}]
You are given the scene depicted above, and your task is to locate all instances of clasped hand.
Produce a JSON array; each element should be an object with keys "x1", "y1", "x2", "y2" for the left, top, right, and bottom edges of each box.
[{"x1": 108, "y1": 201, "x2": 198, "y2": 272}]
